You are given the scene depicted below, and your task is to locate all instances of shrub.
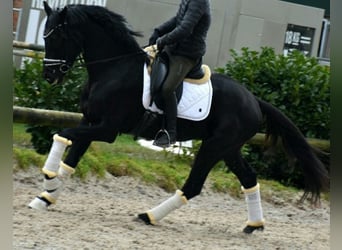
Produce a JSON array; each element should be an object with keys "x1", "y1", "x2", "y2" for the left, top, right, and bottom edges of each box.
[
  {"x1": 216, "y1": 47, "x2": 330, "y2": 139},
  {"x1": 14, "y1": 57, "x2": 86, "y2": 154},
  {"x1": 215, "y1": 47, "x2": 330, "y2": 188}
]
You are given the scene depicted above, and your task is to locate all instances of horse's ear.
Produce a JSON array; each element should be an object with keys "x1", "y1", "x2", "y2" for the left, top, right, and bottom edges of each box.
[
  {"x1": 59, "y1": 6, "x2": 68, "y2": 22},
  {"x1": 43, "y1": 1, "x2": 52, "y2": 16}
]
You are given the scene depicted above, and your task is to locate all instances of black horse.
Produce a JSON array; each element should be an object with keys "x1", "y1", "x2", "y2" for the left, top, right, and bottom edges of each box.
[{"x1": 29, "y1": 2, "x2": 328, "y2": 234}]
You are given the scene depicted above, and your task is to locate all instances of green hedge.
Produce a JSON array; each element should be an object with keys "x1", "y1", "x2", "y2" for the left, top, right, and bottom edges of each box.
[
  {"x1": 14, "y1": 58, "x2": 86, "y2": 154},
  {"x1": 215, "y1": 47, "x2": 330, "y2": 188},
  {"x1": 216, "y1": 47, "x2": 330, "y2": 139}
]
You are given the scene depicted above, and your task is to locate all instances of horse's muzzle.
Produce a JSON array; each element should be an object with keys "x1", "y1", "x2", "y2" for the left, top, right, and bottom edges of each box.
[{"x1": 43, "y1": 67, "x2": 64, "y2": 84}]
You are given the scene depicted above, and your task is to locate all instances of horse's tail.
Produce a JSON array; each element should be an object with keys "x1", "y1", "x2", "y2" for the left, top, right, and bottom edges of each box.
[{"x1": 257, "y1": 98, "x2": 329, "y2": 204}]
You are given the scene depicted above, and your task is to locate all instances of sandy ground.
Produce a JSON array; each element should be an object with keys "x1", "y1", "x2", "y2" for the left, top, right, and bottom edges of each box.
[{"x1": 13, "y1": 167, "x2": 330, "y2": 250}]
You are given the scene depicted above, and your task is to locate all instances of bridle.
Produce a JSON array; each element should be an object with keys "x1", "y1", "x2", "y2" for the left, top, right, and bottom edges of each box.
[
  {"x1": 43, "y1": 58, "x2": 71, "y2": 74},
  {"x1": 43, "y1": 23, "x2": 146, "y2": 75},
  {"x1": 43, "y1": 23, "x2": 72, "y2": 74}
]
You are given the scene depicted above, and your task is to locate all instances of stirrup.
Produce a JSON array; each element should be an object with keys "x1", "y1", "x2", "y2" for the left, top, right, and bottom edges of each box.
[{"x1": 153, "y1": 129, "x2": 173, "y2": 148}]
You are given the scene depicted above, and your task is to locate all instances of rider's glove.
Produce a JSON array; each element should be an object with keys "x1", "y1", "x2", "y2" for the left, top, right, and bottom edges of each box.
[
  {"x1": 156, "y1": 37, "x2": 165, "y2": 51},
  {"x1": 148, "y1": 29, "x2": 159, "y2": 46}
]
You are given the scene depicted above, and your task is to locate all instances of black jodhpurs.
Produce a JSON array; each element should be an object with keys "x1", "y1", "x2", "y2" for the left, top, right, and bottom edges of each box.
[{"x1": 162, "y1": 49, "x2": 198, "y2": 101}]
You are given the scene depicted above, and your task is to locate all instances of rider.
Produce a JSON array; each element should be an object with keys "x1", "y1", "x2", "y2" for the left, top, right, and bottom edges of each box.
[{"x1": 149, "y1": 0, "x2": 211, "y2": 147}]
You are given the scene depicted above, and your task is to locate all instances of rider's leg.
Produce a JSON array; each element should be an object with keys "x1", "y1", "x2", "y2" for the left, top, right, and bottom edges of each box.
[
  {"x1": 159, "y1": 91, "x2": 178, "y2": 145},
  {"x1": 154, "y1": 52, "x2": 197, "y2": 147}
]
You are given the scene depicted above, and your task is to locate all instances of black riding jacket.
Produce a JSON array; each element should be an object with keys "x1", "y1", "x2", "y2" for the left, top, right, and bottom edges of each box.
[{"x1": 155, "y1": 0, "x2": 211, "y2": 60}]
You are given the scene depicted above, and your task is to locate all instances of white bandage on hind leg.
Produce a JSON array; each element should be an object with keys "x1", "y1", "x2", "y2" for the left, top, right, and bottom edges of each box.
[
  {"x1": 242, "y1": 183, "x2": 265, "y2": 227},
  {"x1": 146, "y1": 190, "x2": 187, "y2": 225},
  {"x1": 42, "y1": 134, "x2": 72, "y2": 178}
]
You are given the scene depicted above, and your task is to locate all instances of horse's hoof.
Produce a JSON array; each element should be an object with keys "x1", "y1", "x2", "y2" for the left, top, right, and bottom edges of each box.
[
  {"x1": 28, "y1": 197, "x2": 49, "y2": 211},
  {"x1": 137, "y1": 213, "x2": 152, "y2": 225},
  {"x1": 243, "y1": 225, "x2": 264, "y2": 234}
]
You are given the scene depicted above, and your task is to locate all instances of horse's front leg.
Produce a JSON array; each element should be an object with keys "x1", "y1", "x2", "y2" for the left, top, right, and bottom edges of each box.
[
  {"x1": 137, "y1": 135, "x2": 226, "y2": 225},
  {"x1": 28, "y1": 133, "x2": 78, "y2": 210},
  {"x1": 29, "y1": 119, "x2": 118, "y2": 211}
]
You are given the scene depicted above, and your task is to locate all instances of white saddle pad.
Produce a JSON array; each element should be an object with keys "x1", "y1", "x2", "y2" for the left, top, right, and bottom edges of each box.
[{"x1": 142, "y1": 64, "x2": 213, "y2": 121}]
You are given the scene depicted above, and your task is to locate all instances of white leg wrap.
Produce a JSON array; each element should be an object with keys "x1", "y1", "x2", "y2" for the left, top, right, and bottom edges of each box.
[
  {"x1": 146, "y1": 190, "x2": 187, "y2": 225},
  {"x1": 42, "y1": 134, "x2": 72, "y2": 178},
  {"x1": 43, "y1": 176, "x2": 62, "y2": 191},
  {"x1": 58, "y1": 161, "x2": 76, "y2": 179},
  {"x1": 242, "y1": 183, "x2": 265, "y2": 227},
  {"x1": 39, "y1": 177, "x2": 63, "y2": 205},
  {"x1": 29, "y1": 176, "x2": 63, "y2": 209},
  {"x1": 39, "y1": 189, "x2": 62, "y2": 204},
  {"x1": 40, "y1": 162, "x2": 75, "y2": 204},
  {"x1": 28, "y1": 162, "x2": 74, "y2": 210}
]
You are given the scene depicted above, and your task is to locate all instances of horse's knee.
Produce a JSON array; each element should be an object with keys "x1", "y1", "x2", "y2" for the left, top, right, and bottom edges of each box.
[
  {"x1": 227, "y1": 156, "x2": 258, "y2": 189},
  {"x1": 239, "y1": 172, "x2": 257, "y2": 189},
  {"x1": 58, "y1": 129, "x2": 76, "y2": 141},
  {"x1": 103, "y1": 132, "x2": 116, "y2": 143},
  {"x1": 59, "y1": 125, "x2": 117, "y2": 143},
  {"x1": 181, "y1": 182, "x2": 203, "y2": 200},
  {"x1": 230, "y1": 165, "x2": 257, "y2": 189}
]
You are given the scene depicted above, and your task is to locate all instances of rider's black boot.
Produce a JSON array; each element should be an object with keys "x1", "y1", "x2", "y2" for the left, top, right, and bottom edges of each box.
[{"x1": 153, "y1": 94, "x2": 177, "y2": 148}]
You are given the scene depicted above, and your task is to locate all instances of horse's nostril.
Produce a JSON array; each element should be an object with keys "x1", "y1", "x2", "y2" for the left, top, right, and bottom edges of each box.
[
  {"x1": 43, "y1": 74, "x2": 54, "y2": 84},
  {"x1": 43, "y1": 73, "x2": 49, "y2": 81}
]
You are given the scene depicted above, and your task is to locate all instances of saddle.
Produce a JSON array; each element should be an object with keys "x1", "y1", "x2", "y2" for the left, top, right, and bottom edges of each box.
[
  {"x1": 133, "y1": 46, "x2": 213, "y2": 140},
  {"x1": 144, "y1": 45, "x2": 210, "y2": 109}
]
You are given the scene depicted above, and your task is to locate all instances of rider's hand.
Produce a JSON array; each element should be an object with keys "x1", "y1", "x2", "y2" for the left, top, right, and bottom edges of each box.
[
  {"x1": 148, "y1": 29, "x2": 159, "y2": 46},
  {"x1": 156, "y1": 37, "x2": 165, "y2": 51}
]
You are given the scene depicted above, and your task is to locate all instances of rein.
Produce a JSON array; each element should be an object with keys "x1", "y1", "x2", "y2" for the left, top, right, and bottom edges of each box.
[
  {"x1": 75, "y1": 50, "x2": 147, "y2": 68},
  {"x1": 44, "y1": 50, "x2": 147, "y2": 74}
]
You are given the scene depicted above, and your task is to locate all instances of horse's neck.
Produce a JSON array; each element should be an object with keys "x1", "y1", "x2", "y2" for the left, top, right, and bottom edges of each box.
[
  {"x1": 82, "y1": 22, "x2": 139, "y2": 64},
  {"x1": 78, "y1": 20, "x2": 147, "y2": 104},
  {"x1": 82, "y1": 30, "x2": 142, "y2": 79},
  {"x1": 82, "y1": 38, "x2": 146, "y2": 90}
]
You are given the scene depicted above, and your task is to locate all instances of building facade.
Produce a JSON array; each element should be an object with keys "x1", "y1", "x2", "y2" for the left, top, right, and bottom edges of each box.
[{"x1": 13, "y1": 0, "x2": 329, "y2": 68}]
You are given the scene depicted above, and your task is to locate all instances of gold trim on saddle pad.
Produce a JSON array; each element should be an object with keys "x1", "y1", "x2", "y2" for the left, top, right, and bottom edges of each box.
[
  {"x1": 184, "y1": 64, "x2": 210, "y2": 84},
  {"x1": 144, "y1": 45, "x2": 211, "y2": 85}
]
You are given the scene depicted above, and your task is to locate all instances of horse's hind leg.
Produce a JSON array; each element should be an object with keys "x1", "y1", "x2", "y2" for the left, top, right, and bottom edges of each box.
[{"x1": 224, "y1": 150, "x2": 265, "y2": 233}]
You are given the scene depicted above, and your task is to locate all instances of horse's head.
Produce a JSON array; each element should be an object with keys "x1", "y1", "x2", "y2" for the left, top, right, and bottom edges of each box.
[{"x1": 42, "y1": 1, "x2": 80, "y2": 84}]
